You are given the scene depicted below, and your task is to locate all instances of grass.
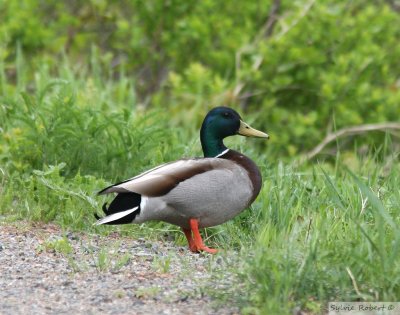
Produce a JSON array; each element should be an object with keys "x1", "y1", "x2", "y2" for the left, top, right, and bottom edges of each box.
[
  {"x1": 238, "y1": 161, "x2": 400, "y2": 314},
  {"x1": 1, "y1": 54, "x2": 399, "y2": 314}
]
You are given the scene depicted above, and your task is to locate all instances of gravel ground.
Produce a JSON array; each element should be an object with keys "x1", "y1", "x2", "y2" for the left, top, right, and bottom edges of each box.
[{"x1": 0, "y1": 222, "x2": 241, "y2": 315}]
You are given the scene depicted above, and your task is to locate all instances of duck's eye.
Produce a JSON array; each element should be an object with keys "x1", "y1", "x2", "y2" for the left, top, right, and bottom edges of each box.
[{"x1": 222, "y1": 112, "x2": 230, "y2": 118}]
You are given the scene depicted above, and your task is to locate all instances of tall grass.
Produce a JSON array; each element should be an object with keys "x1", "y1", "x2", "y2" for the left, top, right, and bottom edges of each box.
[
  {"x1": 0, "y1": 51, "x2": 189, "y2": 233},
  {"x1": 0, "y1": 50, "x2": 189, "y2": 179},
  {"x1": 239, "y1": 161, "x2": 400, "y2": 314}
]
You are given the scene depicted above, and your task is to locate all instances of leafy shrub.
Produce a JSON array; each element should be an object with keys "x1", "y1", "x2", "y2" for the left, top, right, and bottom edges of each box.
[{"x1": 1, "y1": 1, "x2": 399, "y2": 158}]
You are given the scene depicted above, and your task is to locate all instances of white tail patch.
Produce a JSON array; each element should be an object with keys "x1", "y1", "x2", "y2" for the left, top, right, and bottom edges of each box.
[
  {"x1": 140, "y1": 196, "x2": 148, "y2": 213},
  {"x1": 94, "y1": 207, "x2": 139, "y2": 225}
]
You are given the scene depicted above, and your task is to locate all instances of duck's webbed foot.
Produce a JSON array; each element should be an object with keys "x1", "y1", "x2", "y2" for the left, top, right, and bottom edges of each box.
[{"x1": 181, "y1": 219, "x2": 218, "y2": 254}]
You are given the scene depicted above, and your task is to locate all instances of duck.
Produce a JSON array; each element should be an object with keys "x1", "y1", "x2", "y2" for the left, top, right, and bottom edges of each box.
[{"x1": 95, "y1": 106, "x2": 269, "y2": 254}]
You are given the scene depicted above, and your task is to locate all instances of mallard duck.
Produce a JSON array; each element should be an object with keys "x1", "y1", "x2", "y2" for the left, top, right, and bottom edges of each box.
[{"x1": 95, "y1": 106, "x2": 269, "y2": 253}]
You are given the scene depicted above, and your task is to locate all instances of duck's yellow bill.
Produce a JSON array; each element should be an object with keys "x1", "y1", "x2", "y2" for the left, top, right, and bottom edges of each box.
[{"x1": 238, "y1": 120, "x2": 269, "y2": 139}]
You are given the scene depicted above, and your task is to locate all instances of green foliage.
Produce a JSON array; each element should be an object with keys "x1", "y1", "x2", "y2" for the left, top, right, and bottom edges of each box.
[
  {"x1": 0, "y1": 58, "x2": 183, "y2": 179},
  {"x1": 41, "y1": 237, "x2": 74, "y2": 255},
  {"x1": 96, "y1": 248, "x2": 110, "y2": 272},
  {"x1": 2, "y1": 1, "x2": 399, "y2": 157},
  {"x1": 0, "y1": 163, "x2": 100, "y2": 229},
  {"x1": 250, "y1": 2, "x2": 400, "y2": 156},
  {"x1": 241, "y1": 162, "x2": 400, "y2": 313}
]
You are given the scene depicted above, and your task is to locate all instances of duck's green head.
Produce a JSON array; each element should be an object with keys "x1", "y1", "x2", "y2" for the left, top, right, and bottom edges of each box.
[{"x1": 200, "y1": 106, "x2": 269, "y2": 157}]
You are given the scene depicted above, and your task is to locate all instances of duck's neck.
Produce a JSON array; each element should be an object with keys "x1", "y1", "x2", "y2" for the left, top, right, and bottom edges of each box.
[{"x1": 200, "y1": 129, "x2": 228, "y2": 158}]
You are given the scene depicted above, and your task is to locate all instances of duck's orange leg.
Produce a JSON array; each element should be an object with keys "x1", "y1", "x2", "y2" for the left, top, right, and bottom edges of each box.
[
  {"x1": 182, "y1": 228, "x2": 197, "y2": 252},
  {"x1": 189, "y1": 218, "x2": 218, "y2": 254}
]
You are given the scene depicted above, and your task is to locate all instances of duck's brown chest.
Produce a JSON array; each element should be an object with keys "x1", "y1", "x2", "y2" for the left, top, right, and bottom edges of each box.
[{"x1": 220, "y1": 150, "x2": 262, "y2": 205}]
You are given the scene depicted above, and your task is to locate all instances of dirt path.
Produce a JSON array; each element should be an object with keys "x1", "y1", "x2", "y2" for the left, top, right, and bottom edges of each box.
[{"x1": 0, "y1": 222, "x2": 240, "y2": 315}]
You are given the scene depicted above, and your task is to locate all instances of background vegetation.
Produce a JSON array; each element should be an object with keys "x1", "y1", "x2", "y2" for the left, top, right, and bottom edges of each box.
[{"x1": 1, "y1": 0, "x2": 399, "y2": 314}]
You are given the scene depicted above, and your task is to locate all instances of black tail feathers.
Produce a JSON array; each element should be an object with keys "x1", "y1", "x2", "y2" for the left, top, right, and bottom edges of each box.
[{"x1": 94, "y1": 192, "x2": 141, "y2": 225}]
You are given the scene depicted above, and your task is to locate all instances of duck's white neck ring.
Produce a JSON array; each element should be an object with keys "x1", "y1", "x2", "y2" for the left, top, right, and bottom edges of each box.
[{"x1": 215, "y1": 149, "x2": 229, "y2": 158}]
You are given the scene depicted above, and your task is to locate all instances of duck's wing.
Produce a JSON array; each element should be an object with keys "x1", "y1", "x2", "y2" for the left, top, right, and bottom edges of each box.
[{"x1": 98, "y1": 158, "x2": 232, "y2": 197}]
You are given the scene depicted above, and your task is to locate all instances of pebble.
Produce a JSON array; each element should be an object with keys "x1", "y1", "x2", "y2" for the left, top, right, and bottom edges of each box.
[{"x1": 0, "y1": 223, "x2": 240, "y2": 315}]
